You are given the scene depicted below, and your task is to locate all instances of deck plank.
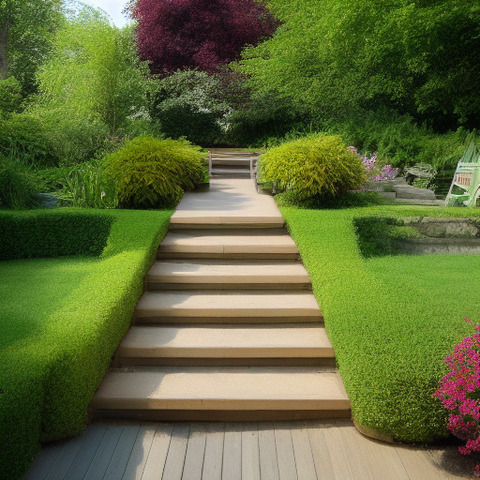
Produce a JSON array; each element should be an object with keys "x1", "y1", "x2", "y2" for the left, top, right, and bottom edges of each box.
[
  {"x1": 23, "y1": 440, "x2": 65, "y2": 480},
  {"x1": 337, "y1": 424, "x2": 374, "y2": 480},
  {"x1": 83, "y1": 426, "x2": 123, "y2": 480},
  {"x1": 201, "y1": 423, "x2": 224, "y2": 480},
  {"x1": 223, "y1": 424, "x2": 242, "y2": 480},
  {"x1": 291, "y1": 424, "x2": 317, "y2": 480},
  {"x1": 324, "y1": 424, "x2": 356, "y2": 480},
  {"x1": 241, "y1": 423, "x2": 260, "y2": 480},
  {"x1": 274, "y1": 423, "x2": 297, "y2": 480},
  {"x1": 258, "y1": 423, "x2": 280, "y2": 480},
  {"x1": 396, "y1": 446, "x2": 446, "y2": 480},
  {"x1": 121, "y1": 424, "x2": 156, "y2": 480},
  {"x1": 103, "y1": 425, "x2": 141, "y2": 480},
  {"x1": 141, "y1": 423, "x2": 174, "y2": 480},
  {"x1": 182, "y1": 424, "x2": 207, "y2": 480},
  {"x1": 307, "y1": 422, "x2": 336, "y2": 480},
  {"x1": 161, "y1": 424, "x2": 190, "y2": 480},
  {"x1": 63, "y1": 425, "x2": 107, "y2": 480}
]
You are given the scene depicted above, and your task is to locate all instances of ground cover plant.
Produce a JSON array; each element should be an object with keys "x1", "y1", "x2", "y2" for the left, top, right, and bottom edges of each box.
[
  {"x1": 280, "y1": 204, "x2": 480, "y2": 443},
  {"x1": 0, "y1": 208, "x2": 172, "y2": 479}
]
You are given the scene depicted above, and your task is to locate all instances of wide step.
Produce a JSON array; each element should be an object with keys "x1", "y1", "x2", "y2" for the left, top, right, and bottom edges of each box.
[
  {"x1": 146, "y1": 260, "x2": 311, "y2": 290},
  {"x1": 116, "y1": 325, "x2": 334, "y2": 363},
  {"x1": 92, "y1": 366, "x2": 350, "y2": 420},
  {"x1": 157, "y1": 231, "x2": 298, "y2": 259},
  {"x1": 134, "y1": 291, "x2": 322, "y2": 323}
]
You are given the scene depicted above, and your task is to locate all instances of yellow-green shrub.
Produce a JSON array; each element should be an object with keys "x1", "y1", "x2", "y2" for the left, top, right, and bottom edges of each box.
[
  {"x1": 259, "y1": 134, "x2": 366, "y2": 198},
  {"x1": 104, "y1": 136, "x2": 205, "y2": 209}
]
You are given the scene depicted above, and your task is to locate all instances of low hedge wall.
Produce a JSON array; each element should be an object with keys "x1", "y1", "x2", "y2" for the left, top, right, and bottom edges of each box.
[
  {"x1": 0, "y1": 211, "x2": 114, "y2": 260},
  {"x1": 0, "y1": 208, "x2": 172, "y2": 479},
  {"x1": 281, "y1": 205, "x2": 480, "y2": 444}
]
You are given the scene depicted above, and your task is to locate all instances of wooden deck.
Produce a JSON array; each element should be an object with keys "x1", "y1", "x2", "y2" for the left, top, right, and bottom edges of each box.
[{"x1": 23, "y1": 420, "x2": 476, "y2": 480}]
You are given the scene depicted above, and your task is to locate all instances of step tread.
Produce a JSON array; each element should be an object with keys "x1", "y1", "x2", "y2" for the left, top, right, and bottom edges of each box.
[
  {"x1": 146, "y1": 261, "x2": 310, "y2": 284},
  {"x1": 92, "y1": 367, "x2": 350, "y2": 411},
  {"x1": 117, "y1": 326, "x2": 333, "y2": 358},
  {"x1": 135, "y1": 291, "x2": 321, "y2": 318},
  {"x1": 158, "y1": 232, "x2": 298, "y2": 254}
]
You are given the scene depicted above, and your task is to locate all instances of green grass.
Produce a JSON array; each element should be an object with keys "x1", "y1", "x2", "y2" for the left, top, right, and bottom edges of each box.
[
  {"x1": 280, "y1": 204, "x2": 480, "y2": 444},
  {"x1": 0, "y1": 208, "x2": 172, "y2": 479}
]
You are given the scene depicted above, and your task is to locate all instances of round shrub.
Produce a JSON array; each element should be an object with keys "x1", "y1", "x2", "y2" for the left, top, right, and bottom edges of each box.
[
  {"x1": 259, "y1": 134, "x2": 366, "y2": 198},
  {"x1": 104, "y1": 136, "x2": 206, "y2": 209}
]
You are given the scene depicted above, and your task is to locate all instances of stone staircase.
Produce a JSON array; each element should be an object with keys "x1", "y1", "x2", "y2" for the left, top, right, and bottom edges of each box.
[
  {"x1": 209, "y1": 151, "x2": 258, "y2": 179},
  {"x1": 92, "y1": 159, "x2": 350, "y2": 422}
]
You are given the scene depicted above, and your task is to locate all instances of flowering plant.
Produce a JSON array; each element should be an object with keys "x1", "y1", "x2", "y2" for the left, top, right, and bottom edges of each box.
[
  {"x1": 347, "y1": 146, "x2": 398, "y2": 181},
  {"x1": 434, "y1": 318, "x2": 480, "y2": 478}
]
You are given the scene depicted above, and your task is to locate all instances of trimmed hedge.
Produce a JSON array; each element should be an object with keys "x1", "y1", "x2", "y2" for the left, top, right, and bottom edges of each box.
[
  {"x1": 280, "y1": 204, "x2": 480, "y2": 443},
  {"x1": 0, "y1": 208, "x2": 172, "y2": 479},
  {"x1": 0, "y1": 211, "x2": 113, "y2": 260}
]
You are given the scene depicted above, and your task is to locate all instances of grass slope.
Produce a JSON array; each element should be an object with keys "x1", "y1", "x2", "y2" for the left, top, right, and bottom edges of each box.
[
  {"x1": 280, "y1": 204, "x2": 480, "y2": 443},
  {"x1": 0, "y1": 208, "x2": 172, "y2": 479}
]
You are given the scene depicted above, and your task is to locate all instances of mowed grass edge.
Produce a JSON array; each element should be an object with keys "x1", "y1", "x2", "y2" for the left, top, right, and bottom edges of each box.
[
  {"x1": 0, "y1": 208, "x2": 172, "y2": 479},
  {"x1": 280, "y1": 204, "x2": 480, "y2": 443}
]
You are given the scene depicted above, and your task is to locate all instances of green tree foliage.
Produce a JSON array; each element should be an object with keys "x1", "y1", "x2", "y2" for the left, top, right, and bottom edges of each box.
[
  {"x1": 35, "y1": 6, "x2": 152, "y2": 134},
  {"x1": 259, "y1": 134, "x2": 365, "y2": 198},
  {"x1": 0, "y1": 76, "x2": 22, "y2": 116},
  {"x1": 0, "y1": 0, "x2": 63, "y2": 93},
  {"x1": 237, "y1": 0, "x2": 480, "y2": 131}
]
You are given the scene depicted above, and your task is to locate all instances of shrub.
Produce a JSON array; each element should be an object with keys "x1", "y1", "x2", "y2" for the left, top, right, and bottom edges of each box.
[
  {"x1": 0, "y1": 77, "x2": 23, "y2": 116},
  {"x1": 0, "y1": 114, "x2": 59, "y2": 166},
  {"x1": 104, "y1": 136, "x2": 206, "y2": 209},
  {"x1": 0, "y1": 155, "x2": 40, "y2": 209},
  {"x1": 434, "y1": 319, "x2": 480, "y2": 478},
  {"x1": 259, "y1": 134, "x2": 366, "y2": 198},
  {"x1": 0, "y1": 211, "x2": 114, "y2": 260}
]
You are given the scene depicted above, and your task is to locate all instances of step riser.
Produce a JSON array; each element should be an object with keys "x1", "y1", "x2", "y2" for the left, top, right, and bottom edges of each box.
[
  {"x1": 112, "y1": 357, "x2": 337, "y2": 368},
  {"x1": 157, "y1": 253, "x2": 301, "y2": 260},
  {"x1": 145, "y1": 282, "x2": 312, "y2": 291},
  {"x1": 133, "y1": 316, "x2": 323, "y2": 325},
  {"x1": 93, "y1": 409, "x2": 351, "y2": 422}
]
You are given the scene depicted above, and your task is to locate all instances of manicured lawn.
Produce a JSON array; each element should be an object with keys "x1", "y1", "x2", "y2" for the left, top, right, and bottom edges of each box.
[
  {"x1": 280, "y1": 204, "x2": 480, "y2": 443},
  {"x1": 0, "y1": 208, "x2": 172, "y2": 479}
]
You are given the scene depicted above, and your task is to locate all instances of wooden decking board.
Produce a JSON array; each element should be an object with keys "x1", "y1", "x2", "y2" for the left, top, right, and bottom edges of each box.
[
  {"x1": 307, "y1": 424, "x2": 336, "y2": 480},
  {"x1": 120, "y1": 424, "x2": 156, "y2": 480},
  {"x1": 201, "y1": 423, "x2": 224, "y2": 480},
  {"x1": 258, "y1": 424, "x2": 280, "y2": 480},
  {"x1": 83, "y1": 426, "x2": 124, "y2": 480},
  {"x1": 291, "y1": 425, "x2": 317, "y2": 480},
  {"x1": 182, "y1": 425, "x2": 207, "y2": 480},
  {"x1": 141, "y1": 423, "x2": 174, "y2": 480},
  {"x1": 274, "y1": 424, "x2": 297, "y2": 480},
  {"x1": 222, "y1": 424, "x2": 242, "y2": 480},
  {"x1": 161, "y1": 424, "x2": 190, "y2": 480},
  {"x1": 23, "y1": 440, "x2": 64, "y2": 480},
  {"x1": 396, "y1": 446, "x2": 452, "y2": 480},
  {"x1": 338, "y1": 424, "x2": 374, "y2": 480},
  {"x1": 324, "y1": 425, "x2": 357, "y2": 480},
  {"x1": 241, "y1": 423, "x2": 260, "y2": 480},
  {"x1": 63, "y1": 425, "x2": 107, "y2": 480}
]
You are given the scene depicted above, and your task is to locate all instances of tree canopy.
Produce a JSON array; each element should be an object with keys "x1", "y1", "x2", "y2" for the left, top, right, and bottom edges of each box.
[
  {"x1": 132, "y1": 0, "x2": 277, "y2": 74},
  {"x1": 0, "y1": 0, "x2": 63, "y2": 92},
  {"x1": 237, "y1": 0, "x2": 480, "y2": 131}
]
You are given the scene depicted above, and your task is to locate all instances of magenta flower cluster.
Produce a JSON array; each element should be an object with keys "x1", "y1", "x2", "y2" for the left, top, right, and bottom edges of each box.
[
  {"x1": 434, "y1": 318, "x2": 480, "y2": 477},
  {"x1": 348, "y1": 146, "x2": 398, "y2": 181}
]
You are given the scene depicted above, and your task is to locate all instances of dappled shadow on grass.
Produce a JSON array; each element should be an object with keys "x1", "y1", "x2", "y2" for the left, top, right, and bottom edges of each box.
[{"x1": 0, "y1": 257, "x2": 98, "y2": 350}]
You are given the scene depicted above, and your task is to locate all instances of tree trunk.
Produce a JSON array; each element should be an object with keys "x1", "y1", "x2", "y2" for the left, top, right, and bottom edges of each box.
[{"x1": 0, "y1": 20, "x2": 9, "y2": 79}]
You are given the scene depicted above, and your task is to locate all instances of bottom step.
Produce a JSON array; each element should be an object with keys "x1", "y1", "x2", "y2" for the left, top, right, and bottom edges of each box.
[{"x1": 92, "y1": 367, "x2": 350, "y2": 421}]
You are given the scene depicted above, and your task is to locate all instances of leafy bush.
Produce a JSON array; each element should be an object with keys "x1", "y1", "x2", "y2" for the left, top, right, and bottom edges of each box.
[
  {"x1": 434, "y1": 319, "x2": 480, "y2": 478},
  {"x1": 0, "y1": 77, "x2": 23, "y2": 116},
  {"x1": 104, "y1": 136, "x2": 206, "y2": 208},
  {"x1": 0, "y1": 211, "x2": 114, "y2": 260},
  {"x1": 0, "y1": 114, "x2": 59, "y2": 166},
  {"x1": 0, "y1": 155, "x2": 40, "y2": 209},
  {"x1": 259, "y1": 134, "x2": 366, "y2": 198}
]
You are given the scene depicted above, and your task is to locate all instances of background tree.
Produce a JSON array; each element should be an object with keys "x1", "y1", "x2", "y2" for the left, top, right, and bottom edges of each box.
[
  {"x1": 132, "y1": 0, "x2": 277, "y2": 74},
  {"x1": 0, "y1": 0, "x2": 63, "y2": 93}
]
